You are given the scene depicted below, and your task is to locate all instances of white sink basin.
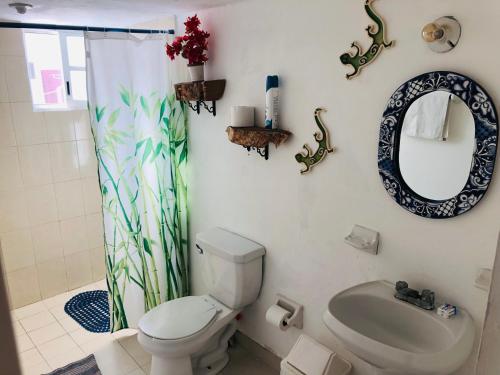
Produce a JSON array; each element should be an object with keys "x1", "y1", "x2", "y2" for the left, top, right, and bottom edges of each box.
[{"x1": 323, "y1": 281, "x2": 474, "y2": 375}]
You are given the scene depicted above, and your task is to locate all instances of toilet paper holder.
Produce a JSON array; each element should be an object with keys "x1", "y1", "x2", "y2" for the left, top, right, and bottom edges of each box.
[{"x1": 274, "y1": 294, "x2": 304, "y2": 329}]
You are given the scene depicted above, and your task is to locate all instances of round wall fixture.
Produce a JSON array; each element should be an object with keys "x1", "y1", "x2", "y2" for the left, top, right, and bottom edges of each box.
[
  {"x1": 8, "y1": 2, "x2": 33, "y2": 14},
  {"x1": 422, "y1": 16, "x2": 461, "y2": 53}
]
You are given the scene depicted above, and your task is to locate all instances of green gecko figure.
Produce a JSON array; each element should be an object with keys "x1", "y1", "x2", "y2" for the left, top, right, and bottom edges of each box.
[
  {"x1": 295, "y1": 108, "x2": 335, "y2": 174},
  {"x1": 340, "y1": 0, "x2": 394, "y2": 79}
]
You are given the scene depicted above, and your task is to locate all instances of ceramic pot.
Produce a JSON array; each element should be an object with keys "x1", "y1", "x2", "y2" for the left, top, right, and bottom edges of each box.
[{"x1": 188, "y1": 64, "x2": 204, "y2": 82}]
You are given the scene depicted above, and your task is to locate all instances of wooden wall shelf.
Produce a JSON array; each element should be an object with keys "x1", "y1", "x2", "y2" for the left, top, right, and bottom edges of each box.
[
  {"x1": 226, "y1": 126, "x2": 292, "y2": 160},
  {"x1": 174, "y1": 79, "x2": 226, "y2": 116}
]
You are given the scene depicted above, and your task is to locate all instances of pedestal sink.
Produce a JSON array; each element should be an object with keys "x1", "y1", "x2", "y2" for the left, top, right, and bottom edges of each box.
[{"x1": 323, "y1": 281, "x2": 474, "y2": 375}]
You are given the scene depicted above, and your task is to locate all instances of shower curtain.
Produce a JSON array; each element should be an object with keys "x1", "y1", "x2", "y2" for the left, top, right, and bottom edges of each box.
[{"x1": 85, "y1": 32, "x2": 189, "y2": 332}]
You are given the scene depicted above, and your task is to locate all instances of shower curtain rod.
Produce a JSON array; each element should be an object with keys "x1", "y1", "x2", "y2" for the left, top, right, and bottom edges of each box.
[{"x1": 0, "y1": 22, "x2": 174, "y2": 34}]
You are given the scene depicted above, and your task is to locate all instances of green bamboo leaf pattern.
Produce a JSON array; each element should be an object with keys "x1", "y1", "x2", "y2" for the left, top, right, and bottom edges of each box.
[
  {"x1": 141, "y1": 139, "x2": 153, "y2": 164},
  {"x1": 90, "y1": 88, "x2": 189, "y2": 332},
  {"x1": 142, "y1": 238, "x2": 152, "y2": 256},
  {"x1": 108, "y1": 109, "x2": 121, "y2": 126},
  {"x1": 140, "y1": 96, "x2": 150, "y2": 118},
  {"x1": 120, "y1": 86, "x2": 131, "y2": 107},
  {"x1": 159, "y1": 98, "x2": 167, "y2": 124},
  {"x1": 96, "y1": 106, "x2": 106, "y2": 122}
]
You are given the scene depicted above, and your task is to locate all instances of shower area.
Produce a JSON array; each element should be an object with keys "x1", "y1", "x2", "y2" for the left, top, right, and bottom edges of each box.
[
  {"x1": 0, "y1": 20, "x2": 189, "y2": 374},
  {"x1": 0, "y1": 27, "x2": 104, "y2": 309}
]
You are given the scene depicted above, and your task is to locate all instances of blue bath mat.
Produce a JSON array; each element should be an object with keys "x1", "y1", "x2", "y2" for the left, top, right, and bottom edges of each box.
[{"x1": 64, "y1": 290, "x2": 110, "y2": 333}]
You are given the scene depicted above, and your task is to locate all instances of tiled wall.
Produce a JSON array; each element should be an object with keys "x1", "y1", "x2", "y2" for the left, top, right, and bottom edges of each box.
[{"x1": 0, "y1": 28, "x2": 105, "y2": 309}]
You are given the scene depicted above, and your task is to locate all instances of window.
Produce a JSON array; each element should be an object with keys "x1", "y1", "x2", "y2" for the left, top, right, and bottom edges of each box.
[{"x1": 23, "y1": 30, "x2": 87, "y2": 111}]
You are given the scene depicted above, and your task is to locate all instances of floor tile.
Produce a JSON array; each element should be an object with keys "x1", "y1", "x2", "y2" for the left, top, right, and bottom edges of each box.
[
  {"x1": 28, "y1": 322, "x2": 66, "y2": 346},
  {"x1": 222, "y1": 345, "x2": 278, "y2": 375},
  {"x1": 118, "y1": 334, "x2": 151, "y2": 366},
  {"x1": 13, "y1": 301, "x2": 47, "y2": 320},
  {"x1": 92, "y1": 279, "x2": 107, "y2": 290},
  {"x1": 13, "y1": 282, "x2": 279, "y2": 375},
  {"x1": 43, "y1": 291, "x2": 70, "y2": 309},
  {"x1": 45, "y1": 346, "x2": 86, "y2": 370},
  {"x1": 59, "y1": 316, "x2": 82, "y2": 333},
  {"x1": 20, "y1": 310, "x2": 56, "y2": 332},
  {"x1": 21, "y1": 360, "x2": 52, "y2": 375},
  {"x1": 70, "y1": 328, "x2": 109, "y2": 346},
  {"x1": 15, "y1": 334, "x2": 34, "y2": 352},
  {"x1": 37, "y1": 334, "x2": 78, "y2": 360},
  {"x1": 19, "y1": 348, "x2": 45, "y2": 367},
  {"x1": 126, "y1": 369, "x2": 146, "y2": 375},
  {"x1": 79, "y1": 334, "x2": 115, "y2": 355},
  {"x1": 49, "y1": 304, "x2": 68, "y2": 321},
  {"x1": 141, "y1": 361, "x2": 151, "y2": 374},
  {"x1": 93, "y1": 341, "x2": 139, "y2": 375},
  {"x1": 12, "y1": 320, "x2": 26, "y2": 336}
]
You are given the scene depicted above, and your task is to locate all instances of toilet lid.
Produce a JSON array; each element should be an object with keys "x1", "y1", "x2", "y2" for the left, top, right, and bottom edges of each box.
[{"x1": 138, "y1": 296, "x2": 219, "y2": 340}]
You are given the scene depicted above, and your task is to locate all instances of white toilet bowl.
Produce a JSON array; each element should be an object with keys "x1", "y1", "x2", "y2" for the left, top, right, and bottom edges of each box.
[
  {"x1": 137, "y1": 228, "x2": 266, "y2": 375},
  {"x1": 138, "y1": 295, "x2": 239, "y2": 375}
]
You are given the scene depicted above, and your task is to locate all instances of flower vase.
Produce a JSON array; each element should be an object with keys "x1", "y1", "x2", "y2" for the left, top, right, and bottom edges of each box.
[{"x1": 188, "y1": 64, "x2": 204, "y2": 82}]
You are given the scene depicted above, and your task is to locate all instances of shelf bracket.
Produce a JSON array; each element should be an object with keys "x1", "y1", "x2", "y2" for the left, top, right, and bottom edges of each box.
[
  {"x1": 201, "y1": 101, "x2": 217, "y2": 117},
  {"x1": 245, "y1": 145, "x2": 269, "y2": 160},
  {"x1": 185, "y1": 100, "x2": 216, "y2": 117},
  {"x1": 186, "y1": 100, "x2": 200, "y2": 114}
]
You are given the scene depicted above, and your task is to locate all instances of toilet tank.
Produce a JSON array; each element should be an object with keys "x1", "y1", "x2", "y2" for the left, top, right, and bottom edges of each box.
[{"x1": 196, "y1": 228, "x2": 265, "y2": 309}]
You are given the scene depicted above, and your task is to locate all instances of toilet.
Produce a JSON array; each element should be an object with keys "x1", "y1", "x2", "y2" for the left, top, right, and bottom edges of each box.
[{"x1": 137, "y1": 227, "x2": 266, "y2": 375}]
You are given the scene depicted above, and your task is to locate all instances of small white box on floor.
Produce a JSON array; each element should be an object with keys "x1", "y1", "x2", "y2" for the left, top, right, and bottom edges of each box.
[{"x1": 280, "y1": 334, "x2": 352, "y2": 375}]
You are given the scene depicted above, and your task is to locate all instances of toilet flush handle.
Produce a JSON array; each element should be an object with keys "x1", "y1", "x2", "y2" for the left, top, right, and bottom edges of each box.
[{"x1": 195, "y1": 244, "x2": 204, "y2": 254}]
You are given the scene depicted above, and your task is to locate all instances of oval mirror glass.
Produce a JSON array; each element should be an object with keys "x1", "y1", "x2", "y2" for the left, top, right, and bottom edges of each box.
[{"x1": 398, "y1": 92, "x2": 475, "y2": 201}]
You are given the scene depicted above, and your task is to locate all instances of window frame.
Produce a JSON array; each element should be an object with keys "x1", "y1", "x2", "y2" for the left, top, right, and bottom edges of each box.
[{"x1": 23, "y1": 29, "x2": 87, "y2": 112}]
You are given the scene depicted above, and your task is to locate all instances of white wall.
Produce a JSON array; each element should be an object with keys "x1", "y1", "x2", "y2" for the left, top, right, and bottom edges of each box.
[
  {"x1": 185, "y1": 1, "x2": 500, "y2": 374},
  {"x1": 476, "y1": 232, "x2": 500, "y2": 375}
]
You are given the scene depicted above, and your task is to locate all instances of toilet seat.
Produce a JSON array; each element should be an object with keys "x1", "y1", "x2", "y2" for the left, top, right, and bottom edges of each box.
[{"x1": 139, "y1": 296, "x2": 220, "y2": 341}]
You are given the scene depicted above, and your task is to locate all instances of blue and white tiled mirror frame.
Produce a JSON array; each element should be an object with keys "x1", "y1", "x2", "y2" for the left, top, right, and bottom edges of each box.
[{"x1": 378, "y1": 71, "x2": 498, "y2": 219}]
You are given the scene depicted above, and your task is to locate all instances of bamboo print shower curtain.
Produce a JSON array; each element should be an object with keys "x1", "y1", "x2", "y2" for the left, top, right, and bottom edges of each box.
[{"x1": 85, "y1": 32, "x2": 189, "y2": 331}]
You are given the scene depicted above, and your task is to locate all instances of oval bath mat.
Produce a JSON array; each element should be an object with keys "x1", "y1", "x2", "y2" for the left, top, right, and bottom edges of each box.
[{"x1": 64, "y1": 290, "x2": 110, "y2": 333}]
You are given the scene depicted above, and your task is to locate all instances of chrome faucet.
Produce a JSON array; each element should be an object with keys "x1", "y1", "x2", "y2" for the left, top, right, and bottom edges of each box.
[{"x1": 394, "y1": 281, "x2": 435, "y2": 310}]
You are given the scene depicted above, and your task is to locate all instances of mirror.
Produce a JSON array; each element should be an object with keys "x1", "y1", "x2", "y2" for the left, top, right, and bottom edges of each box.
[
  {"x1": 378, "y1": 71, "x2": 498, "y2": 219},
  {"x1": 399, "y1": 92, "x2": 475, "y2": 201}
]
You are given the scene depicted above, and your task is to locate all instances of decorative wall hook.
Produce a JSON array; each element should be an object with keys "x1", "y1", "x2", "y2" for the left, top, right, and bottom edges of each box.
[
  {"x1": 340, "y1": 0, "x2": 394, "y2": 80},
  {"x1": 422, "y1": 16, "x2": 461, "y2": 53},
  {"x1": 295, "y1": 108, "x2": 335, "y2": 174}
]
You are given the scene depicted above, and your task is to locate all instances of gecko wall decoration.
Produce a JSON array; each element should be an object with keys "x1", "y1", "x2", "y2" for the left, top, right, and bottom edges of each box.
[
  {"x1": 295, "y1": 108, "x2": 335, "y2": 174},
  {"x1": 340, "y1": 0, "x2": 394, "y2": 79}
]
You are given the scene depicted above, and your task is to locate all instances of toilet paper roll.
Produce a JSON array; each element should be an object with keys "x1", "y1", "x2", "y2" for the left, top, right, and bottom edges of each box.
[
  {"x1": 231, "y1": 106, "x2": 255, "y2": 127},
  {"x1": 266, "y1": 305, "x2": 292, "y2": 331}
]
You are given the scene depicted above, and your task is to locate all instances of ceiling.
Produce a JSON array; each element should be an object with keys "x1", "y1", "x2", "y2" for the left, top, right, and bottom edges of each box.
[{"x1": 0, "y1": 0, "x2": 243, "y2": 28}]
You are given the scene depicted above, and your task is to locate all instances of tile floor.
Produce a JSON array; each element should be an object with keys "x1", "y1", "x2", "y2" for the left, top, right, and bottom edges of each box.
[{"x1": 11, "y1": 280, "x2": 277, "y2": 375}]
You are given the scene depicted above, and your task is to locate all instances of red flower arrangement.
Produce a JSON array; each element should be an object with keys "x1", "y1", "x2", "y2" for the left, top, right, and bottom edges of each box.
[{"x1": 166, "y1": 15, "x2": 210, "y2": 65}]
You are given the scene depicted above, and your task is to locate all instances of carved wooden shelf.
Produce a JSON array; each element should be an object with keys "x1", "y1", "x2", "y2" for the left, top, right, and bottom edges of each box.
[
  {"x1": 174, "y1": 79, "x2": 226, "y2": 116},
  {"x1": 226, "y1": 126, "x2": 292, "y2": 160}
]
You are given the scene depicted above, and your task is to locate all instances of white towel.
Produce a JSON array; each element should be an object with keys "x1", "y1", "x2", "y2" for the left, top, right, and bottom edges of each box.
[{"x1": 403, "y1": 91, "x2": 451, "y2": 141}]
